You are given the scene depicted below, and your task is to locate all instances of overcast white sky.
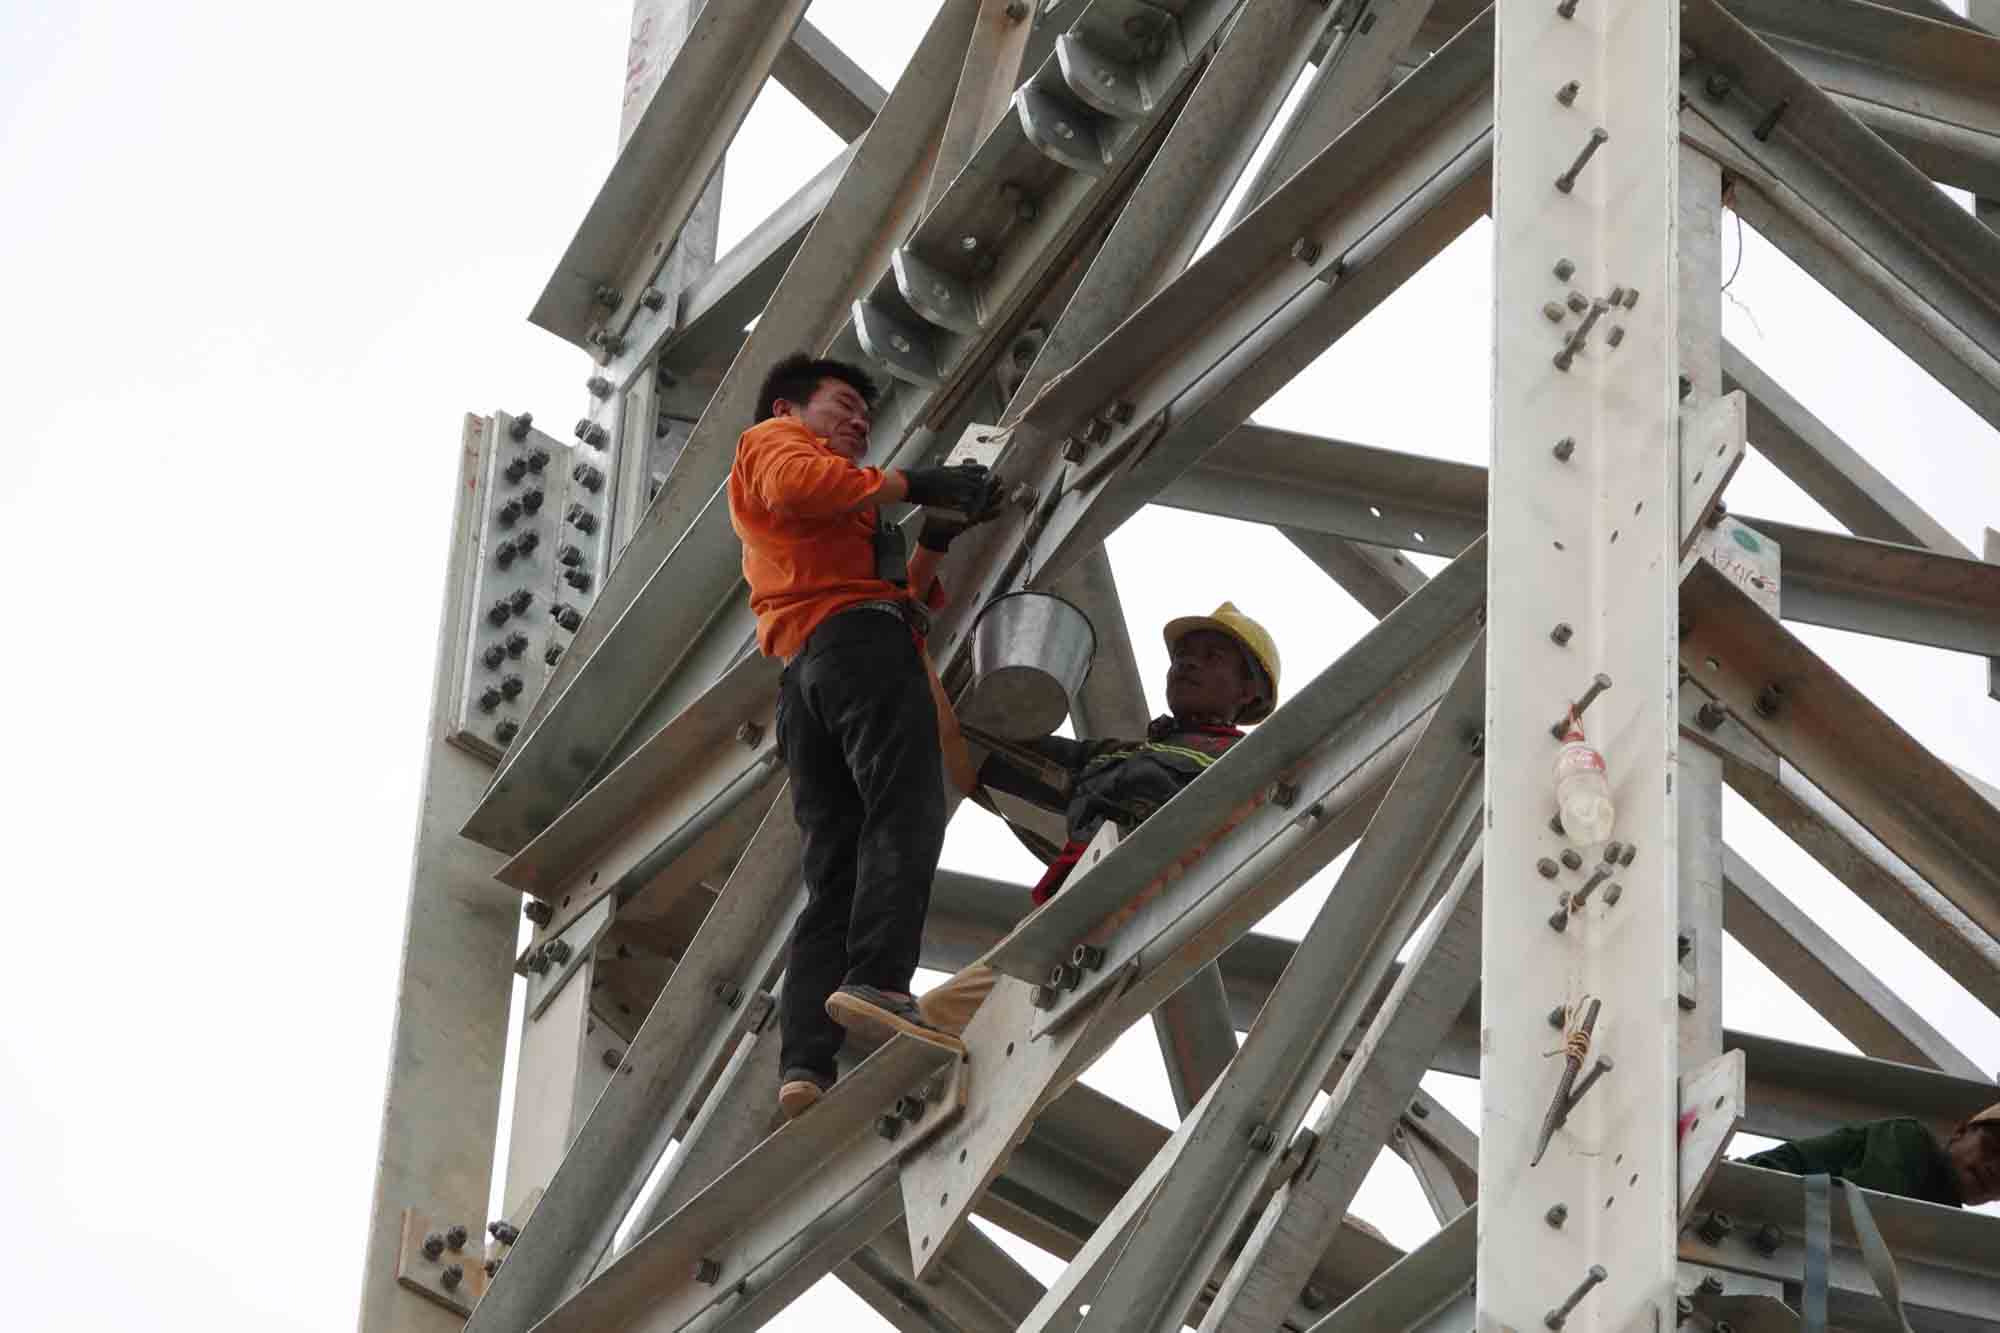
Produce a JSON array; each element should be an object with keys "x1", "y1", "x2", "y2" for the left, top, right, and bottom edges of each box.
[{"x1": 3, "y1": 2, "x2": 1998, "y2": 1330}]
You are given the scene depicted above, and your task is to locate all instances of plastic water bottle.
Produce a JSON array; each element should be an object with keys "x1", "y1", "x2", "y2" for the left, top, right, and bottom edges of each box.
[{"x1": 1553, "y1": 717, "x2": 1615, "y2": 846}]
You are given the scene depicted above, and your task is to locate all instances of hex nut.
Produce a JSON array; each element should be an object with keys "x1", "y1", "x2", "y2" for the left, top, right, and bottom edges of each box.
[
  {"x1": 444, "y1": 1224, "x2": 468, "y2": 1251},
  {"x1": 524, "y1": 901, "x2": 553, "y2": 926},
  {"x1": 440, "y1": 1264, "x2": 463, "y2": 1291},
  {"x1": 422, "y1": 1232, "x2": 445, "y2": 1260},
  {"x1": 693, "y1": 1257, "x2": 722, "y2": 1285},
  {"x1": 1752, "y1": 1222, "x2": 1783, "y2": 1256},
  {"x1": 1546, "y1": 1203, "x2": 1568, "y2": 1228},
  {"x1": 1696, "y1": 1210, "x2": 1734, "y2": 1244}
]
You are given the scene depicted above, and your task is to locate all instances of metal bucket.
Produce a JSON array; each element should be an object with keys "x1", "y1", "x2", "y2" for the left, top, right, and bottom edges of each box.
[{"x1": 960, "y1": 592, "x2": 1096, "y2": 740}]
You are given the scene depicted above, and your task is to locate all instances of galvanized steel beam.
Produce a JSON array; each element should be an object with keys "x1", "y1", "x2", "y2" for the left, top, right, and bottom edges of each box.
[
  {"x1": 1722, "y1": 845, "x2": 1988, "y2": 1080},
  {"x1": 773, "y1": 20, "x2": 887, "y2": 142},
  {"x1": 1681, "y1": 562, "x2": 2000, "y2": 954},
  {"x1": 1680, "y1": 5, "x2": 2000, "y2": 435},
  {"x1": 1481, "y1": 5, "x2": 1684, "y2": 1331},
  {"x1": 533, "y1": 1, "x2": 810, "y2": 348}
]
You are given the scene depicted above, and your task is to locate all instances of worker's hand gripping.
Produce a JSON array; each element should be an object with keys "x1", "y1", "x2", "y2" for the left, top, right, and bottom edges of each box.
[{"x1": 903, "y1": 461, "x2": 1006, "y2": 551}]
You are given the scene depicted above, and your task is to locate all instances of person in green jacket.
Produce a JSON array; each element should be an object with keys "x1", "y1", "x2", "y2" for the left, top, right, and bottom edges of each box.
[{"x1": 1738, "y1": 1102, "x2": 2000, "y2": 1207}]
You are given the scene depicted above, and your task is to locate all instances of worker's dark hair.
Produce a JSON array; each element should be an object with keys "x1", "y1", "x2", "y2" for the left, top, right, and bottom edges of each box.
[{"x1": 756, "y1": 354, "x2": 878, "y2": 422}]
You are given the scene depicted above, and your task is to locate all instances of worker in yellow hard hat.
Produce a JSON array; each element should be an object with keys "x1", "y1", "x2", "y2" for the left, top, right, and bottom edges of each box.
[
  {"x1": 1737, "y1": 1100, "x2": 2000, "y2": 1207},
  {"x1": 922, "y1": 603, "x2": 1280, "y2": 1033}
]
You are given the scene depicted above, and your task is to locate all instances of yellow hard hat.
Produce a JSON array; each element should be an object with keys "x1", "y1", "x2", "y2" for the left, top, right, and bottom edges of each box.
[{"x1": 1163, "y1": 601, "x2": 1281, "y2": 723}]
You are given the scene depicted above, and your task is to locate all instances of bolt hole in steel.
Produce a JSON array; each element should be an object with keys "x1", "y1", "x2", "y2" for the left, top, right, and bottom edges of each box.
[
  {"x1": 1606, "y1": 1196, "x2": 1615, "y2": 1209},
  {"x1": 960, "y1": 235, "x2": 978, "y2": 251},
  {"x1": 1412, "y1": 529, "x2": 1426, "y2": 543},
  {"x1": 589, "y1": 870, "x2": 599, "y2": 885},
  {"x1": 1633, "y1": 501, "x2": 1642, "y2": 514},
  {"x1": 1630, "y1": 1173, "x2": 1638, "y2": 1186},
  {"x1": 959, "y1": 1148, "x2": 968, "y2": 1163},
  {"x1": 921, "y1": 1236, "x2": 930, "y2": 1252},
  {"x1": 1005, "y1": 1041, "x2": 1015, "y2": 1057},
  {"x1": 1704, "y1": 657, "x2": 1719, "y2": 671},
  {"x1": 1553, "y1": 540, "x2": 1565, "y2": 551},
  {"x1": 1369, "y1": 505, "x2": 1383, "y2": 518},
  {"x1": 1610, "y1": 529, "x2": 1618, "y2": 544}
]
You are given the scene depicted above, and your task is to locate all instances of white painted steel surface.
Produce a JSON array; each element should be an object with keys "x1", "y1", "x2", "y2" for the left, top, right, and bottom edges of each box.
[{"x1": 1481, "y1": 3, "x2": 1681, "y2": 1330}]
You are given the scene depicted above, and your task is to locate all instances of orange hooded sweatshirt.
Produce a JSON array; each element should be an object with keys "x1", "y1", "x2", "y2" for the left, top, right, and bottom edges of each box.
[{"x1": 728, "y1": 416, "x2": 938, "y2": 659}]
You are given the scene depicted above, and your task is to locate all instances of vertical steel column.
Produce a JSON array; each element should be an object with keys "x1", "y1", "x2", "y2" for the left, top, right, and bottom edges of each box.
[
  {"x1": 1481, "y1": 4, "x2": 1681, "y2": 1331},
  {"x1": 1678, "y1": 146, "x2": 1725, "y2": 1067},
  {"x1": 356, "y1": 418, "x2": 527, "y2": 1333},
  {"x1": 612, "y1": 0, "x2": 721, "y2": 558}
]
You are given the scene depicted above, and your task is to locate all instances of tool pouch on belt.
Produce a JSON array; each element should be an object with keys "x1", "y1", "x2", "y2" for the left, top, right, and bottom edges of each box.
[{"x1": 871, "y1": 520, "x2": 909, "y2": 586}]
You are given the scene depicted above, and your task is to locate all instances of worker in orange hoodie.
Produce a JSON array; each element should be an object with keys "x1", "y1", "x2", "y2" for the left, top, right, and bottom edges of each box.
[{"x1": 729, "y1": 353, "x2": 1003, "y2": 1118}]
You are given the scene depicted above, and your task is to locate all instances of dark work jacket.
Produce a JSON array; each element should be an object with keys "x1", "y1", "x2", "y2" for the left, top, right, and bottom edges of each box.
[
  {"x1": 1739, "y1": 1118, "x2": 1962, "y2": 1207},
  {"x1": 978, "y1": 716, "x2": 1244, "y2": 902}
]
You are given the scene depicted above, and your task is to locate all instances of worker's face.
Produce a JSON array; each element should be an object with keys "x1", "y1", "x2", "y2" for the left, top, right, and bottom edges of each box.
[
  {"x1": 1166, "y1": 630, "x2": 1259, "y2": 724},
  {"x1": 1948, "y1": 1125, "x2": 2000, "y2": 1205},
  {"x1": 779, "y1": 376, "x2": 872, "y2": 461}
]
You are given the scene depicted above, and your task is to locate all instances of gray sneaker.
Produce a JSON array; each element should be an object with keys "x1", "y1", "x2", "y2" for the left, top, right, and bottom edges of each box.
[{"x1": 825, "y1": 984, "x2": 966, "y2": 1053}]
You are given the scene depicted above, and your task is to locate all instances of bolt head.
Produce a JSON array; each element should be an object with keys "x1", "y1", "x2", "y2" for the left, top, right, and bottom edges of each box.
[
  {"x1": 1290, "y1": 236, "x2": 1322, "y2": 264},
  {"x1": 736, "y1": 721, "x2": 765, "y2": 748},
  {"x1": 524, "y1": 901, "x2": 553, "y2": 926},
  {"x1": 1538, "y1": 857, "x2": 1560, "y2": 879},
  {"x1": 422, "y1": 1233, "x2": 445, "y2": 1260},
  {"x1": 1546, "y1": 1203, "x2": 1568, "y2": 1227},
  {"x1": 495, "y1": 719, "x2": 520, "y2": 744},
  {"x1": 603, "y1": 1048, "x2": 622, "y2": 1070},
  {"x1": 640, "y1": 286, "x2": 665, "y2": 311},
  {"x1": 444, "y1": 1224, "x2": 468, "y2": 1251},
  {"x1": 1700, "y1": 1274, "x2": 1726, "y2": 1296},
  {"x1": 439, "y1": 1263, "x2": 463, "y2": 1290},
  {"x1": 1705, "y1": 72, "x2": 1732, "y2": 99}
]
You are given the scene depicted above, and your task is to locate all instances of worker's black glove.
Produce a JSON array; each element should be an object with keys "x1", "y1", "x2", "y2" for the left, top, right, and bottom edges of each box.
[
  {"x1": 901, "y1": 461, "x2": 995, "y2": 514},
  {"x1": 916, "y1": 473, "x2": 1006, "y2": 550}
]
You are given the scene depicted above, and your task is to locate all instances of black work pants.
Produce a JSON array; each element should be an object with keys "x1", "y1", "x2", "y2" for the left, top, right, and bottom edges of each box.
[{"x1": 776, "y1": 608, "x2": 948, "y2": 1079}]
